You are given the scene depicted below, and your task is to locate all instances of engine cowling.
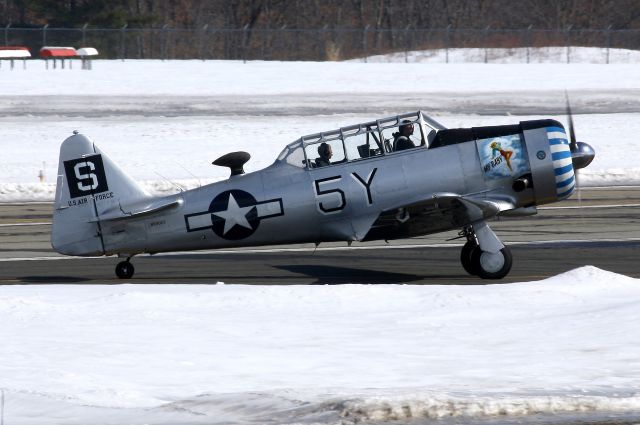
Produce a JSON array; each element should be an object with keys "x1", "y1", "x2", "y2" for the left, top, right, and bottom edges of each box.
[
  {"x1": 520, "y1": 119, "x2": 594, "y2": 205},
  {"x1": 430, "y1": 119, "x2": 595, "y2": 207}
]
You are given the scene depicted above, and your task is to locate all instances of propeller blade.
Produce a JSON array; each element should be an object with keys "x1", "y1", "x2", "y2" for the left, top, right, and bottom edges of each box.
[
  {"x1": 565, "y1": 92, "x2": 577, "y2": 150},
  {"x1": 575, "y1": 167, "x2": 581, "y2": 201},
  {"x1": 574, "y1": 167, "x2": 586, "y2": 224},
  {"x1": 565, "y1": 92, "x2": 595, "y2": 170}
]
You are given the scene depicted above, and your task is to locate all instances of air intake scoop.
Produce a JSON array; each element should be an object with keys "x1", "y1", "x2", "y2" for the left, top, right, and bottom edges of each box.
[{"x1": 213, "y1": 151, "x2": 250, "y2": 177}]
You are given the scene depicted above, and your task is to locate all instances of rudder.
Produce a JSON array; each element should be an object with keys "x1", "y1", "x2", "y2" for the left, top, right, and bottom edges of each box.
[{"x1": 51, "y1": 132, "x2": 150, "y2": 256}]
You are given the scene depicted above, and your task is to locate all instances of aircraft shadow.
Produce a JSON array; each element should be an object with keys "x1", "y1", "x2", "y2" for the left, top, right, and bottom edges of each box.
[
  {"x1": 274, "y1": 264, "x2": 426, "y2": 285},
  {"x1": 18, "y1": 276, "x2": 91, "y2": 284}
]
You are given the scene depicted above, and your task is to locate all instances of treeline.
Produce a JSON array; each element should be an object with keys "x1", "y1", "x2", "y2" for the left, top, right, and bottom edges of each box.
[{"x1": 3, "y1": 0, "x2": 640, "y2": 30}]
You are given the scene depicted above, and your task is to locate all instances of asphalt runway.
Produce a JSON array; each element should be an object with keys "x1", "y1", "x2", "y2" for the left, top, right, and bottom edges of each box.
[
  {"x1": 4, "y1": 90, "x2": 640, "y2": 117},
  {"x1": 1, "y1": 187, "x2": 639, "y2": 285}
]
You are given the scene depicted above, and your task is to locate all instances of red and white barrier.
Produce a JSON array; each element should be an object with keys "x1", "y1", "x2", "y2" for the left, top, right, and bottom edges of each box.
[
  {"x1": 40, "y1": 46, "x2": 77, "y2": 69},
  {"x1": 0, "y1": 46, "x2": 31, "y2": 69},
  {"x1": 76, "y1": 47, "x2": 99, "y2": 69}
]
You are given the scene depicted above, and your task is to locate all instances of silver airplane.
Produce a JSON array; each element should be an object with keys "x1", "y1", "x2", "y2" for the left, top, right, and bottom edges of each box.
[{"x1": 51, "y1": 111, "x2": 594, "y2": 280}]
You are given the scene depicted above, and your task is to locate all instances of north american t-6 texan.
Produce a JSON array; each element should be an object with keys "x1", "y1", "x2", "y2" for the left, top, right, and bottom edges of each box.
[{"x1": 51, "y1": 110, "x2": 595, "y2": 280}]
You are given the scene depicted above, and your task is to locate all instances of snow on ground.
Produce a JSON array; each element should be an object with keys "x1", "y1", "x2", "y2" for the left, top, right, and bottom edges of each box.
[
  {"x1": 0, "y1": 266, "x2": 639, "y2": 424},
  {"x1": 0, "y1": 111, "x2": 637, "y2": 201},
  {"x1": 1, "y1": 52, "x2": 640, "y2": 423},
  {"x1": 358, "y1": 46, "x2": 640, "y2": 64},
  {"x1": 1, "y1": 52, "x2": 639, "y2": 201},
  {"x1": 3, "y1": 58, "x2": 575, "y2": 96},
  {"x1": 1, "y1": 49, "x2": 640, "y2": 97}
]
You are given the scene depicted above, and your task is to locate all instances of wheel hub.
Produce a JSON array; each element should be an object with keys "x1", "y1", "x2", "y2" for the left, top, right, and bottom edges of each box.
[{"x1": 479, "y1": 251, "x2": 505, "y2": 273}]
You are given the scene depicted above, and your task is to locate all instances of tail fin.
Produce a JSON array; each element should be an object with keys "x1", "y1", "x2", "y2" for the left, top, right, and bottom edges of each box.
[{"x1": 51, "y1": 132, "x2": 150, "y2": 256}]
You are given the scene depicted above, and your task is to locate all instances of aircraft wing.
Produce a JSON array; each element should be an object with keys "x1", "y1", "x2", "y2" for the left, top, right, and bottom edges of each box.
[{"x1": 362, "y1": 192, "x2": 517, "y2": 241}]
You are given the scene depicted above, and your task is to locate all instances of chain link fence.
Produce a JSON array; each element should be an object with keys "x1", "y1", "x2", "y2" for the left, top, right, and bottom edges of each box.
[{"x1": 3, "y1": 25, "x2": 640, "y2": 63}]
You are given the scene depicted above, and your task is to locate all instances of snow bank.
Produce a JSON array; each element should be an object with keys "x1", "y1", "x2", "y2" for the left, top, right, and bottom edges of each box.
[{"x1": 0, "y1": 266, "x2": 639, "y2": 423}]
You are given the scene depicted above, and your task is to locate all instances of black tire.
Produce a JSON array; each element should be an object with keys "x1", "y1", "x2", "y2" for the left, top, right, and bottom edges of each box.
[
  {"x1": 460, "y1": 240, "x2": 479, "y2": 275},
  {"x1": 115, "y1": 261, "x2": 135, "y2": 279},
  {"x1": 470, "y1": 246, "x2": 513, "y2": 279}
]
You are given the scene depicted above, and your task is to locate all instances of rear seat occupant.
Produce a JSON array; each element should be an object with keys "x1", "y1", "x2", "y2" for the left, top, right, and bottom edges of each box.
[{"x1": 315, "y1": 142, "x2": 333, "y2": 167}]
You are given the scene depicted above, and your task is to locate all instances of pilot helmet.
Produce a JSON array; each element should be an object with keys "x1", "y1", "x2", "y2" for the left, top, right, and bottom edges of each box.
[{"x1": 399, "y1": 119, "x2": 414, "y2": 133}]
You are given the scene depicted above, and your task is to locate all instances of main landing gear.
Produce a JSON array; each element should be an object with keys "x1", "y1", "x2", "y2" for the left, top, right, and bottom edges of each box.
[
  {"x1": 459, "y1": 222, "x2": 512, "y2": 279},
  {"x1": 115, "y1": 257, "x2": 135, "y2": 279}
]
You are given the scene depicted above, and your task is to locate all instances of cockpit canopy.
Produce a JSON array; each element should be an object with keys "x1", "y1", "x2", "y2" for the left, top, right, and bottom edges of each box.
[{"x1": 277, "y1": 111, "x2": 445, "y2": 169}]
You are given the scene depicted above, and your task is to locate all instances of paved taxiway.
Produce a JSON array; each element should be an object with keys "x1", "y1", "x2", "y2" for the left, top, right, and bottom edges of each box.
[
  {"x1": 4, "y1": 90, "x2": 640, "y2": 117},
  {"x1": 0, "y1": 187, "x2": 638, "y2": 285}
]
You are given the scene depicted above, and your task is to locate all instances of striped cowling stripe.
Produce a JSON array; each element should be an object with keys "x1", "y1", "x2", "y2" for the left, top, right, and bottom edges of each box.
[{"x1": 546, "y1": 126, "x2": 575, "y2": 200}]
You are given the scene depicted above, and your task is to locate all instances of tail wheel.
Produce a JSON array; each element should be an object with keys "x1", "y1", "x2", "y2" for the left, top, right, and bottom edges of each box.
[
  {"x1": 471, "y1": 246, "x2": 513, "y2": 280},
  {"x1": 460, "y1": 240, "x2": 479, "y2": 276},
  {"x1": 115, "y1": 261, "x2": 135, "y2": 279}
]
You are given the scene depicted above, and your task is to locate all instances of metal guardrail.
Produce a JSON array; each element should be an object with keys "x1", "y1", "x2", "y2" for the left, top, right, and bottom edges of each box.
[{"x1": 2, "y1": 25, "x2": 640, "y2": 63}]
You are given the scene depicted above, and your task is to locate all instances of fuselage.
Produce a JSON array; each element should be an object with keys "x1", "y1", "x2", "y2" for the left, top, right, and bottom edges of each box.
[
  {"x1": 52, "y1": 113, "x2": 583, "y2": 258},
  {"x1": 96, "y1": 139, "x2": 530, "y2": 256}
]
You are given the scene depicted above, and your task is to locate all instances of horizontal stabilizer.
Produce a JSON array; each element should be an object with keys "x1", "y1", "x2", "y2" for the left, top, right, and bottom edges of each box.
[{"x1": 87, "y1": 197, "x2": 183, "y2": 223}]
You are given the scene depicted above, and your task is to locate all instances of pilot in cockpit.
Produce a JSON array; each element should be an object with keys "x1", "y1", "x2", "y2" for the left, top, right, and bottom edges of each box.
[
  {"x1": 393, "y1": 120, "x2": 416, "y2": 151},
  {"x1": 315, "y1": 142, "x2": 333, "y2": 167}
]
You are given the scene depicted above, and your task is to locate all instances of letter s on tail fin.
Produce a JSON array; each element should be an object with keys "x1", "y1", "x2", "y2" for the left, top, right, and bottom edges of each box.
[{"x1": 51, "y1": 133, "x2": 150, "y2": 256}]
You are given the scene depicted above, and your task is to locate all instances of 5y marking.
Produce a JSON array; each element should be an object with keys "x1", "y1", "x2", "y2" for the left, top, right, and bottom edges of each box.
[{"x1": 314, "y1": 168, "x2": 377, "y2": 214}]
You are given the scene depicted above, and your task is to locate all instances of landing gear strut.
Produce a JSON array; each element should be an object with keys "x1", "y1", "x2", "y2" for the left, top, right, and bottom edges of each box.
[
  {"x1": 459, "y1": 223, "x2": 512, "y2": 279},
  {"x1": 115, "y1": 257, "x2": 135, "y2": 279}
]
